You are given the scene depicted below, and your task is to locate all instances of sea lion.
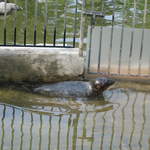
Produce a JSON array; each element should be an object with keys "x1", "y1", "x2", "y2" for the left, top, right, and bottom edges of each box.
[{"x1": 34, "y1": 77, "x2": 115, "y2": 98}]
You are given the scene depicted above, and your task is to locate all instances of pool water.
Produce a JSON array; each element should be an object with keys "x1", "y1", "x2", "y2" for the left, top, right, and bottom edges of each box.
[{"x1": 0, "y1": 82, "x2": 150, "y2": 150}]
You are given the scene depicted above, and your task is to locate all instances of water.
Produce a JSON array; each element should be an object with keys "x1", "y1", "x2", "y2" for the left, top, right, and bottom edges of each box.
[{"x1": 0, "y1": 82, "x2": 150, "y2": 150}]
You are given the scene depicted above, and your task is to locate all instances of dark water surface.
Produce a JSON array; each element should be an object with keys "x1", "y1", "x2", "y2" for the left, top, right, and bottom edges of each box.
[{"x1": 0, "y1": 82, "x2": 150, "y2": 150}]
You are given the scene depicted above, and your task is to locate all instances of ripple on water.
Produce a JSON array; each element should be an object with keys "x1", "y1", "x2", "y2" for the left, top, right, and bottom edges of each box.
[{"x1": 0, "y1": 82, "x2": 150, "y2": 150}]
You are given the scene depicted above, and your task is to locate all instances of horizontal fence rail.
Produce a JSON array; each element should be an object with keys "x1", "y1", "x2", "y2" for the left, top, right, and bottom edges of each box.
[{"x1": 0, "y1": 0, "x2": 79, "y2": 48}]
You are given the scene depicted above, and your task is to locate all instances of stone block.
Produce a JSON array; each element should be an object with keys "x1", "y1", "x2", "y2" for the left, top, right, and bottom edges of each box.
[{"x1": 0, "y1": 47, "x2": 84, "y2": 82}]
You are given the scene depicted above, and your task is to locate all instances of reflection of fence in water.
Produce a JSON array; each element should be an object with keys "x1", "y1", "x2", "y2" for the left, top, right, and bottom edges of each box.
[{"x1": 0, "y1": 91, "x2": 150, "y2": 150}]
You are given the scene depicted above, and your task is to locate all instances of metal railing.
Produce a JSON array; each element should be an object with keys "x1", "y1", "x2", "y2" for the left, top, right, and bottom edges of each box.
[{"x1": 0, "y1": 0, "x2": 79, "y2": 48}]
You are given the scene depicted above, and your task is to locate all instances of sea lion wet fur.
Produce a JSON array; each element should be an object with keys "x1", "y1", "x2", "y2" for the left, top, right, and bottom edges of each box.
[{"x1": 34, "y1": 77, "x2": 115, "y2": 98}]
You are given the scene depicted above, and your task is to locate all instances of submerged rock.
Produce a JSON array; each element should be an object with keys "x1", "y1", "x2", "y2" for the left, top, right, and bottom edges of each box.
[
  {"x1": 34, "y1": 77, "x2": 115, "y2": 97},
  {"x1": 0, "y1": 2, "x2": 22, "y2": 15}
]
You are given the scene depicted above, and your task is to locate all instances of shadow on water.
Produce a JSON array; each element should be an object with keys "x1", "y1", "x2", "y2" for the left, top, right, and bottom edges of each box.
[{"x1": 0, "y1": 83, "x2": 150, "y2": 150}]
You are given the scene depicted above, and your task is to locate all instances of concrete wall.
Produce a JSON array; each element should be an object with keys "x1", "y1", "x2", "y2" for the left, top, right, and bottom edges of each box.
[{"x1": 0, "y1": 47, "x2": 84, "y2": 82}]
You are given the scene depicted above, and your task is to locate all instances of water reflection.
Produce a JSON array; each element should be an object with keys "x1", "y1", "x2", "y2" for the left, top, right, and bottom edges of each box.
[{"x1": 0, "y1": 88, "x2": 150, "y2": 150}]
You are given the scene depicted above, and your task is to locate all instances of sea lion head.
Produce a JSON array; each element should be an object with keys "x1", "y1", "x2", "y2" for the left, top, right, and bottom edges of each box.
[{"x1": 91, "y1": 77, "x2": 115, "y2": 95}]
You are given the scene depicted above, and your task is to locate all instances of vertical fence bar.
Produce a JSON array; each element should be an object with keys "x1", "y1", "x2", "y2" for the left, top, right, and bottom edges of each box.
[
  {"x1": 53, "y1": 27, "x2": 57, "y2": 46},
  {"x1": 108, "y1": 0, "x2": 115, "y2": 74},
  {"x1": 13, "y1": 27, "x2": 17, "y2": 46},
  {"x1": 118, "y1": 0, "x2": 126, "y2": 74},
  {"x1": 63, "y1": 0, "x2": 67, "y2": 47},
  {"x1": 128, "y1": 0, "x2": 137, "y2": 75},
  {"x1": 53, "y1": 0, "x2": 58, "y2": 46},
  {"x1": 97, "y1": 0, "x2": 104, "y2": 73},
  {"x1": 79, "y1": 0, "x2": 86, "y2": 56},
  {"x1": 43, "y1": 0, "x2": 48, "y2": 46},
  {"x1": 3, "y1": 0, "x2": 7, "y2": 45},
  {"x1": 24, "y1": 0, "x2": 28, "y2": 46},
  {"x1": 34, "y1": 0, "x2": 38, "y2": 46},
  {"x1": 87, "y1": 0, "x2": 95, "y2": 73},
  {"x1": 73, "y1": 0, "x2": 78, "y2": 48},
  {"x1": 13, "y1": 0, "x2": 17, "y2": 45},
  {"x1": 24, "y1": 28, "x2": 26, "y2": 46},
  {"x1": 138, "y1": 0, "x2": 147, "y2": 75},
  {"x1": 3, "y1": 28, "x2": 6, "y2": 46}
]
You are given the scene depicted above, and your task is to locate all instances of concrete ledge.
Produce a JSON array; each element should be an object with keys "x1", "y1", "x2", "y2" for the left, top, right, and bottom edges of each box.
[{"x1": 0, "y1": 47, "x2": 84, "y2": 82}]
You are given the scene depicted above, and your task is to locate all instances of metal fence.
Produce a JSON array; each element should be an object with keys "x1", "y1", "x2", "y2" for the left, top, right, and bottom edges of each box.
[
  {"x1": 0, "y1": 0, "x2": 79, "y2": 48},
  {"x1": 82, "y1": 0, "x2": 150, "y2": 76},
  {"x1": 1, "y1": 0, "x2": 150, "y2": 76}
]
